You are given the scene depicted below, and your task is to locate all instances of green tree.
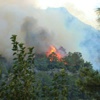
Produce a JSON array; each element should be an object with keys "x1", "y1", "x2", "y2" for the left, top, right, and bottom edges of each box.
[
  {"x1": 35, "y1": 72, "x2": 52, "y2": 100},
  {"x1": 48, "y1": 52, "x2": 65, "y2": 69},
  {"x1": 64, "y1": 52, "x2": 84, "y2": 72},
  {"x1": 77, "y1": 67, "x2": 100, "y2": 100},
  {"x1": 50, "y1": 69, "x2": 68, "y2": 100},
  {"x1": 34, "y1": 54, "x2": 49, "y2": 71},
  {"x1": 67, "y1": 74, "x2": 90, "y2": 100},
  {"x1": 0, "y1": 35, "x2": 35, "y2": 100}
]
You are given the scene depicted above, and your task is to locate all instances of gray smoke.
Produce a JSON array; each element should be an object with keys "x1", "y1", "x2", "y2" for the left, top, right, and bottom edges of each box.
[
  {"x1": 0, "y1": 2, "x2": 55, "y2": 59},
  {"x1": 21, "y1": 17, "x2": 54, "y2": 53},
  {"x1": 0, "y1": 1, "x2": 100, "y2": 70}
]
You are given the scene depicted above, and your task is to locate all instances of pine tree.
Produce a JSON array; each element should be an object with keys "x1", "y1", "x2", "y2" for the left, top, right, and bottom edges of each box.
[
  {"x1": 77, "y1": 67, "x2": 100, "y2": 100},
  {"x1": 50, "y1": 69, "x2": 68, "y2": 100}
]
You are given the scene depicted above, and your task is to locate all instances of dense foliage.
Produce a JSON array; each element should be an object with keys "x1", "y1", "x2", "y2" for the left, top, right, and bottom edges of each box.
[
  {"x1": 0, "y1": 35, "x2": 35, "y2": 100},
  {"x1": 77, "y1": 67, "x2": 100, "y2": 100},
  {"x1": 0, "y1": 35, "x2": 100, "y2": 100}
]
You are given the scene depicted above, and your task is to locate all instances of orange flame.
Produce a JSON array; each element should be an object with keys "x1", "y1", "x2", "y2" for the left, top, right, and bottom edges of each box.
[{"x1": 46, "y1": 45, "x2": 62, "y2": 61}]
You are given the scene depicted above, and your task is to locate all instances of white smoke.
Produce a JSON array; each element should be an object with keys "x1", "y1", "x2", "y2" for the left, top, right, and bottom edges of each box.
[
  {"x1": 0, "y1": 0, "x2": 100, "y2": 70},
  {"x1": 0, "y1": 1, "x2": 83, "y2": 59}
]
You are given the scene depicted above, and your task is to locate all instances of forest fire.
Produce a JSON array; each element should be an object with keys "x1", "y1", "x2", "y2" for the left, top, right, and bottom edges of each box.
[{"x1": 46, "y1": 45, "x2": 66, "y2": 61}]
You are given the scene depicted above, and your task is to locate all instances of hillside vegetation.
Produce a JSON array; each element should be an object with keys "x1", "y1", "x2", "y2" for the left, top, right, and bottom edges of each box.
[{"x1": 0, "y1": 35, "x2": 100, "y2": 100}]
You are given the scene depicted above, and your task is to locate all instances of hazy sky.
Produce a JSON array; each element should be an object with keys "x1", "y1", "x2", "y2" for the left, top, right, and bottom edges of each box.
[
  {"x1": 36, "y1": 0, "x2": 100, "y2": 28},
  {"x1": 1, "y1": 0, "x2": 100, "y2": 28}
]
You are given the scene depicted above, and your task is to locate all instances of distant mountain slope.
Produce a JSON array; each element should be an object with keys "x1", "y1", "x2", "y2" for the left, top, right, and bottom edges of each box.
[{"x1": 46, "y1": 7, "x2": 100, "y2": 69}]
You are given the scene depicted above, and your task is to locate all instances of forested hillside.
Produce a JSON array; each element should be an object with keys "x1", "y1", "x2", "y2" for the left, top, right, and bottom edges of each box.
[{"x1": 0, "y1": 35, "x2": 100, "y2": 100}]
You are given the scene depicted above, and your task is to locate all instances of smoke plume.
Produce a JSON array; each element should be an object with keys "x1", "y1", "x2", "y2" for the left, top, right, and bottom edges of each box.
[
  {"x1": 0, "y1": 0, "x2": 100, "y2": 69},
  {"x1": 21, "y1": 17, "x2": 54, "y2": 53}
]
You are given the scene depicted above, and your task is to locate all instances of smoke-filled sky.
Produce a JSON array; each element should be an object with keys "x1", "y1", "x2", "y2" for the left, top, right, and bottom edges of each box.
[
  {"x1": 1, "y1": 0, "x2": 100, "y2": 28},
  {"x1": 36, "y1": 0, "x2": 100, "y2": 28},
  {"x1": 0, "y1": 0, "x2": 100, "y2": 69}
]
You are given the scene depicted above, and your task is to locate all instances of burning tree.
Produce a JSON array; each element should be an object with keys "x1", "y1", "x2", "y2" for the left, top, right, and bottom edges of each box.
[
  {"x1": 34, "y1": 45, "x2": 67, "y2": 71},
  {"x1": 46, "y1": 45, "x2": 67, "y2": 61}
]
